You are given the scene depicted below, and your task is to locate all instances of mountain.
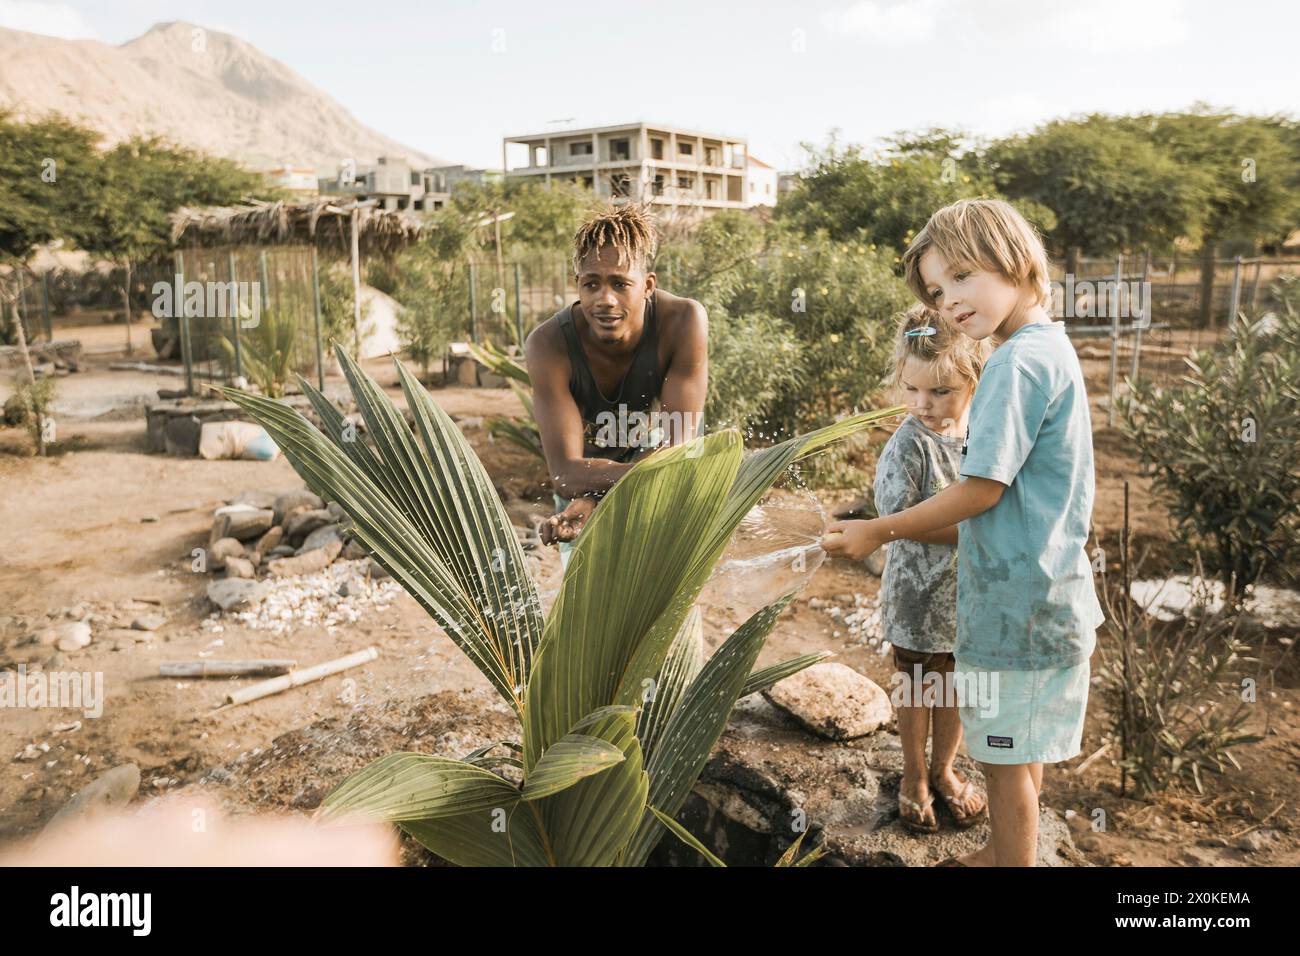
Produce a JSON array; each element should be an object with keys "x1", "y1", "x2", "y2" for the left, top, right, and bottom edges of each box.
[{"x1": 0, "y1": 20, "x2": 444, "y2": 174}]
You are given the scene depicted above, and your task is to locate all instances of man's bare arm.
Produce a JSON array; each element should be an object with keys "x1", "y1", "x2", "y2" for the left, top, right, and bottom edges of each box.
[{"x1": 655, "y1": 300, "x2": 708, "y2": 446}]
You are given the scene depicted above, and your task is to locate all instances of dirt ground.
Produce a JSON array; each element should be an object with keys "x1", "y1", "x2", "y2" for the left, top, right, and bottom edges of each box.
[{"x1": 1, "y1": 314, "x2": 1297, "y2": 866}]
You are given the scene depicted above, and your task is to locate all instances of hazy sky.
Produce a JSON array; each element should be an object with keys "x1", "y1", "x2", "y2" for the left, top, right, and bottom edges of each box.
[{"x1": 4, "y1": 0, "x2": 1297, "y2": 170}]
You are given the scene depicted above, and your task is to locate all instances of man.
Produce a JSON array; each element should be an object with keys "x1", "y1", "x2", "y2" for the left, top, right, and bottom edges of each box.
[{"x1": 525, "y1": 203, "x2": 708, "y2": 565}]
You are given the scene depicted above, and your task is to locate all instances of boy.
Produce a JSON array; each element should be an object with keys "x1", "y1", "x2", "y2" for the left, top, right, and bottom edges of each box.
[{"x1": 821, "y1": 199, "x2": 1104, "y2": 866}]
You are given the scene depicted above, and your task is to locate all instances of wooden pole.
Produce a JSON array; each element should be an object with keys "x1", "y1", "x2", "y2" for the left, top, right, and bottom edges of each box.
[
  {"x1": 311, "y1": 246, "x2": 325, "y2": 390},
  {"x1": 161, "y1": 660, "x2": 296, "y2": 678},
  {"x1": 350, "y1": 208, "x2": 363, "y2": 356},
  {"x1": 8, "y1": 276, "x2": 45, "y2": 456},
  {"x1": 41, "y1": 270, "x2": 52, "y2": 341},
  {"x1": 514, "y1": 261, "x2": 524, "y2": 347}
]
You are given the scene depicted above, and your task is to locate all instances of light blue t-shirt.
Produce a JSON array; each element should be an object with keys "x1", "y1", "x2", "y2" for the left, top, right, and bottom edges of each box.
[{"x1": 956, "y1": 321, "x2": 1105, "y2": 670}]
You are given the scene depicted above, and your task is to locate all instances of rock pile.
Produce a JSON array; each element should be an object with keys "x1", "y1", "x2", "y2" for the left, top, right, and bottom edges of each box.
[{"x1": 200, "y1": 486, "x2": 403, "y2": 625}]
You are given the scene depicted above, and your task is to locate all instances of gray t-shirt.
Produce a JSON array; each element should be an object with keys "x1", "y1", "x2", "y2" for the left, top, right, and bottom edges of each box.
[{"x1": 873, "y1": 414, "x2": 963, "y2": 653}]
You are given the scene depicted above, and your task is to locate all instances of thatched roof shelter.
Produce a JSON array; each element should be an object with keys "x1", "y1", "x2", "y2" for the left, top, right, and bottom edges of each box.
[{"x1": 170, "y1": 198, "x2": 430, "y2": 258}]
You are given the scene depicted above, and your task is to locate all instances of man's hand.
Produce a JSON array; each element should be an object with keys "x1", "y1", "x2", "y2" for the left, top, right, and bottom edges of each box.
[
  {"x1": 539, "y1": 496, "x2": 597, "y2": 545},
  {"x1": 820, "y1": 518, "x2": 888, "y2": 561}
]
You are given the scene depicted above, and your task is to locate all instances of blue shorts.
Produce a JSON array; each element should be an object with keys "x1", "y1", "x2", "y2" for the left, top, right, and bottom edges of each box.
[{"x1": 953, "y1": 658, "x2": 1090, "y2": 765}]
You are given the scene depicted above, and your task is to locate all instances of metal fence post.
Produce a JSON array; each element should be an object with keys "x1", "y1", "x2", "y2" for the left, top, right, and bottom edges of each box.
[
  {"x1": 1131, "y1": 249, "x2": 1150, "y2": 383},
  {"x1": 40, "y1": 271, "x2": 52, "y2": 341},
  {"x1": 1107, "y1": 254, "x2": 1121, "y2": 426},
  {"x1": 513, "y1": 262, "x2": 523, "y2": 347},
  {"x1": 259, "y1": 249, "x2": 271, "y2": 314},
  {"x1": 1227, "y1": 254, "x2": 1243, "y2": 326},
  {"x1": 1248, "y1": 257, "x2": 1263, "y2": 310},
  {"x1": 468, "y1": 261, "x2": 478, "y2": 342},
  {"x1": 175, "y1": 251, "x2": 194, "y2": 397},
  {"x1": 228, "y1": 251, "x2": 242, "y2": 381},
  {"x1": 311, "y1": 246, "x2": 326, "y2": 391}
]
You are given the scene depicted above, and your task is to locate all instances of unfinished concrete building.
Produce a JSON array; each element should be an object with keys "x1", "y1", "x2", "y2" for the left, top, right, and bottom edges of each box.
[{"x1": 502, "y1": 122, "x2": 751, "y2": 212}]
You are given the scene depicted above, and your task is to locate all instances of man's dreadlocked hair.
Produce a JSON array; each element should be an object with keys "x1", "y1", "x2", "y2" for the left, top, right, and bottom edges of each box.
[{"x1": 571, "y1": 201, "x2": 659, "y2": 277}]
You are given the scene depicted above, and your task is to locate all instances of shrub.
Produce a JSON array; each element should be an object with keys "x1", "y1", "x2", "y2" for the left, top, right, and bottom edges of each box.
[
  {"x1": 1096, "y1": 560, "x2": 1262, "y2": 798},
  {"x1": 1117, "y1": 291, "x2": 1300, "y2": 596}
]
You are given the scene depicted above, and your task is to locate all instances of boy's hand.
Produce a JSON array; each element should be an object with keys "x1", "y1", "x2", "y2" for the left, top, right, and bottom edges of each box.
[
  {"x1": 820, "y1": 519, "x2": 887, "y2": 561},
  {"x1": 539, "y1": 495, "x2": 597, "y2": 545}
]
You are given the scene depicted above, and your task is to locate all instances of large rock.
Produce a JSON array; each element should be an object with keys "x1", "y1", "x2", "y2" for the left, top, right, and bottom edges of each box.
[
  {"x1": 163, "y1": 415, "x2": 202, "y2": 456},
  {"x1": 208, "y1": 537, "x2": 245, "y2": 570},
  {"x1": 228, "y1": 490, "x2": 279, "y2": 510},
  {"x1": 763, "y1": 662, "x2": 893, "y2": 740},
  {"x1": 223, "y1": 556, "x2": 256, "y2": 579},
  {"x1": 284, "y1": 508, "x2": 333, "y2": 543},
  {"x1": 42, "y1": 764, "x2": 141, "y2": 832},
  {"x1": 273, "y1": 489, "x2": 325, "y2": 525},
  {"x1": 212, "y1": 505, "x2": 274, "y2": 541},
  {"x1": 267, "y1": 538, "x2": 343, "y2": 577},
  {"x1": 297, "y1": 524, "x2": 342, "y2": 555},
  {"x1": 54, "y1": 621, "x2": 92, "y2": 652},
  {"x1": 206, "y1": 578, "x2": 268, "y2": 612},
  {"x1": 254, "y1": 526, "x2": 283, "y2": 555},
  {"x1": 653, "y1": 695, "x2": 1085, "y2": 867}
]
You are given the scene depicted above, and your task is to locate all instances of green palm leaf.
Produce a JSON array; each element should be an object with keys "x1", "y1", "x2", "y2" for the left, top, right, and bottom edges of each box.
[
  {"x1": 522, "y1": 733, "x2": 626, "y2": 801},
  {"x1": 623, "y1": 594, "x2": 794, "y2": 866},
  {"x1": 315, "y1": 753, "x2": 520, "y2": 823},
  {"x1": 522, "y1": 432, "x2": 743, "y2": 772}
]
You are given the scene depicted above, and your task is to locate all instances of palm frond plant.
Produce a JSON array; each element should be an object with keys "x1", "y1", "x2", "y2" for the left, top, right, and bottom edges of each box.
[
  {"x1": 465, "y1": 339, "x2": 545, "y2": 464},
  {"x1": 220, "y1": 305, "x2": 299, "y2": 398},
  {"x1": 222, "y1": 345, "x2": 902, "y2": 866}
]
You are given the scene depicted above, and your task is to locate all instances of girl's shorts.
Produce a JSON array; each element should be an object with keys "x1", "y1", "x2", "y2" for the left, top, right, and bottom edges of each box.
[{"x1": 953, "y1": 658, "x2": 1090, "y2": 765}]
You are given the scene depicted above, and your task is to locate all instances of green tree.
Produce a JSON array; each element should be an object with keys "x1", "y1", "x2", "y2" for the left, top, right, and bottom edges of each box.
[
  {"x1": 775, "y1": 129, "x2": 1012, "y2": 251},
  {"x1": 988, "y1": 115, "x2": 1202, "y2": 275},
  {"x1": 1122, "y1": 107, "x2": 1300, "y2": 326},
  {"x1": 0, "y1": 112, "x2": 102, "y2": 453},
  {"x1": 79, "y1": 136, "x2": 264, "y2": 354}
]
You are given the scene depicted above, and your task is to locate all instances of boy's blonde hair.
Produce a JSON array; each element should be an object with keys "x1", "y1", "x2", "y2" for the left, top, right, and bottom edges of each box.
[
  {"x1": 889, "y1": 303, "x2": 991, "y2": 393},
  {"x1": 902, "y1": 199, "x2": 1051, "y2": 310}
]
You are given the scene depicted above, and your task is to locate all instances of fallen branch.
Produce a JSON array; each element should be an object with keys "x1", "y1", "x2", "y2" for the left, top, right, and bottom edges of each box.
[
  {"x1": 1073, "y1": 742, "x2": 1111, "y2": 775},
  {"x1": 161, "y1": 660, "x2": 297, "y2": 678},
  {"x1": 218, "y1": 647, "x2": 378, "y2": 708}
]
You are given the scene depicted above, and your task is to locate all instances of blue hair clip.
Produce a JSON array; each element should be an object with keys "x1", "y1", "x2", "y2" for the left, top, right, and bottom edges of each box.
[{"x1": 904, "y1": 326, "x2": 938, "y2": 337}]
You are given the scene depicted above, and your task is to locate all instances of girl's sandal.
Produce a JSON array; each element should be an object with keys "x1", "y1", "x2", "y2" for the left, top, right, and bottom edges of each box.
[
  {"x1": 931, "y1": 778, "x2": 987, "y2": 829},
  {"x1": 898, "y1": 790, "x2": 939, "y2": 834}
]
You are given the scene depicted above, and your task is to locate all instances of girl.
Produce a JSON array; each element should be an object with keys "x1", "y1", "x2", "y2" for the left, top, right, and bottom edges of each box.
[{"x1": 873, "y1": 304, "x2": 990, "y2": 833}]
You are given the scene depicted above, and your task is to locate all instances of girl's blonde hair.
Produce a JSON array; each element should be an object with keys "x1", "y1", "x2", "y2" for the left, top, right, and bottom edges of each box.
[
  {"x1": 889, "y1": 303, "x2": 991, "y2": 393},
  {"x1": 902, "y1": 198, "x2": 1051, "y2": 309}
]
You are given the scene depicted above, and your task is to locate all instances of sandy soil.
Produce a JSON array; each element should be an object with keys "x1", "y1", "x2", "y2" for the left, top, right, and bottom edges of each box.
[{"x1": 1, "y1": 316, "x2": 1296, "y2": 866}]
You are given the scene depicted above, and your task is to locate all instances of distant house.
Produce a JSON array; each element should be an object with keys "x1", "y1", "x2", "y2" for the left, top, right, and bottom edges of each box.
[
  {"x1": 317, "y1": 157, "x2": 495, "y2": 212},
  {"x1": 502, "y1": 122, "x2": 755, "y2": 213},
  {"x1": 746, "y1": 155, "x2": 778, "y2": 207},
  {"x1": 777, "y1": 171, "x2": 801, "y2": 199},
  {"x1": 266, "y1": 166, "x2": 319, "y2": 196}
]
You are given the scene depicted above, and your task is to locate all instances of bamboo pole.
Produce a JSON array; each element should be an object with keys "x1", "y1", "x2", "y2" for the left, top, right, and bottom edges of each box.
[{"x1": 220, "y1": 647, "x2": 378, "y2": 707}]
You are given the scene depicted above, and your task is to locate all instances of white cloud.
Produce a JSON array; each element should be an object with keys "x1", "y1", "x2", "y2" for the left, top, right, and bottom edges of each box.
[
  {"x1": 0, "y1": 0, "x2": 96, "y2": 39},
  {"x1": 820, "y1": 1, "x2": 940, "y2": 44}
]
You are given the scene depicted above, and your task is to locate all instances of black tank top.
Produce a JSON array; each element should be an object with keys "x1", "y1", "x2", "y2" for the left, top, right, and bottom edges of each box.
[{"x1": 557, "y1": 293, "x2": 663, "y2": 463}]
